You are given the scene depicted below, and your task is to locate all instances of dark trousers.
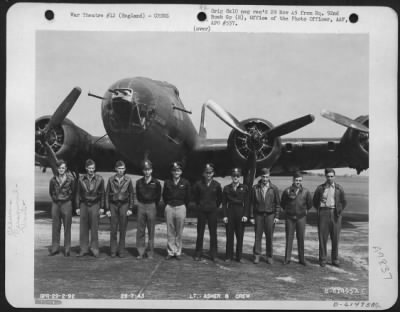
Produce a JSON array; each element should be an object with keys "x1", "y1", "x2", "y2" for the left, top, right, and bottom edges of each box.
[
  {"x1": 254, "y1": 213, "x2": 275, "y2": 258},
  {"x1": 79, "y1": 202, "x2": 100, "y2": 253},
  {"x1": 195, "y1": 210, "x2": 218, "y2": 258},
  {"x1": 318, "y1": 208, "x2": 342, "y2": 263},
  {"x1": 285, "y1": 216, "x2": 306, "y2": 262},
  {"x1": 136, "y1": 202, "x2": 156, "y2": 257},
  {"x1": 225, "y1": 216, "x2": 244, "y2": 260},
  {"x1": 110, "y1": 202, "x2": 129, "y2": 255},
  {"x1": 51, "y1": 201, "x2": 72, "y2": 253}
]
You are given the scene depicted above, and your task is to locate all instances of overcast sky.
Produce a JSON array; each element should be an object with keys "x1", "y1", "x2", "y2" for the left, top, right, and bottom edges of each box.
[{"x1": 36, "y1": 31, "x2": 368, "y2": 174}]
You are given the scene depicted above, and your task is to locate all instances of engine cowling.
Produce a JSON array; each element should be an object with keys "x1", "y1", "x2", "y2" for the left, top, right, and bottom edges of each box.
[
  {"x1": 340, "y1": 115, "x2": 369, "y2": 173},
  {"x1": 35, "y1": 116, "x2": 92, "y2": 169},
  {"x1": 227, "y1": 118, "x2": 282, "y2": 169}
]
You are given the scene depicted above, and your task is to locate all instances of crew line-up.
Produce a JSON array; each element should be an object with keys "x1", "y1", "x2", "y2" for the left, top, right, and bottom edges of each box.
[{"x1": 48, "y1": 159, "x2": 346, "y2": 267}]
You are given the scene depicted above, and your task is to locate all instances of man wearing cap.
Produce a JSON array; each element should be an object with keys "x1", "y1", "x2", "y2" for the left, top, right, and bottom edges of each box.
[
  {"x1": 135, "y1": 160, "x2": 161, "y2": 260},
  {"x1": 313, "y1": 168, "x2": 347, "y2": 267},
  {"x1": 75, "y1": 159, "x2": 105, "y2": 257},
  {"x1": 281, "y1": 172, "x2": 312, "y2": 265},
  {"x1": 222, "y1": 168, "x2": 249, "y2": 263},
  {"x1": 250, "y1": 168, "x2": 281, "y2": 264},
  {"x1": 162, "y1": 161, "x2": 191, "y2": 260},
  {"x1": 192, "y1": 163, "x2": 222, "y2": 262},
  {"x1": 105, "y1": 160, "x2": 134, "y2": 258}
]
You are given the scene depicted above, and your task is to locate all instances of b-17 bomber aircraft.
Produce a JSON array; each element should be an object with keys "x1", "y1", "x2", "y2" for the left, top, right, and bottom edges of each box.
[{"x1": 35, "y1": 76, "x2": 369, "y2": 189}]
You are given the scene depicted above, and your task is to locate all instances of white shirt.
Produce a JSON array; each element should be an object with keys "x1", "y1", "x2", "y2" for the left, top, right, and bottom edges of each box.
[{"x1": 321, "y1": 183, "x2": 335, "y2": 208}]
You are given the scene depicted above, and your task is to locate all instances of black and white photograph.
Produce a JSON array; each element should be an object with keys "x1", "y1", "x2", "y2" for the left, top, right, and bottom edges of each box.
[{"x1": 5, "y1": 3, "x2": 398, "y2": 309}]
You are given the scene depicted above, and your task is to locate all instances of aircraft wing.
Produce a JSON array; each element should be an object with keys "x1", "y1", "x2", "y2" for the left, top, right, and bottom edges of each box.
[
  {"x1": 273, "y1": 137, "x2": 349, "y2": 174},
  {"x1": 188, "y1": 134, "x2": 368, "y2": 178}
]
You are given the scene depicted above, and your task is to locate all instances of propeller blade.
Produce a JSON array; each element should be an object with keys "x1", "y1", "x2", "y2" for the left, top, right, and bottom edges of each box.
[
  {"x1": 321, "y1": 110, "x2": 369, "y2": 133},
  {"x1": 44, "y1": 87, "x2": 82, "y2": 133},
  {"x1": 243, "y1": 150, "x2": 257, "y2": 190},
  {"x1": 44, "y1": 142, "x2": 59, "y2": 176},
  {"x1": 265, "y1": 114, "x2": 315, "y2": 139},
  {"x1": 204, "y1": 100, "x2": 249, "y2": 136}
]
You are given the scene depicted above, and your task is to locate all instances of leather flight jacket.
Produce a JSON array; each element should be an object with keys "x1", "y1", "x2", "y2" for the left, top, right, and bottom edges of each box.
[
  {"x1": 49, "y1": 175, "x2": 75, "y2": 203},
  {"x1": 105, "y1": 174, "x2": 134, "y2": 211},
  {"x1": 76, "y1": 174, "x2": 105, "y2": 208},
  {"x1": 250, "y1": 181, "x2": 281, "y2": 218},
  {"x1": 281, "y1": 185, "x2": 312, "y2": 219},
  {"x1": 313, "y1": 182, "x2": 347, "y2": 216}
]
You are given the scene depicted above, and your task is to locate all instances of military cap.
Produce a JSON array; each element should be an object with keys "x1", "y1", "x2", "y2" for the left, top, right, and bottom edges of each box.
[
  {"x1": 260, "y1": 168, "x2": 270, "y2": 176},
  {"x1": 142, "y1": 160, "x2": 152, "y2": 170},
  {"x1": 231, "y1": 168, "x2": 242, "y2": 176},
  {"x1": 170, "y1": 161, "x2": 183, "y2": 171},
  {"x1": 204, "y1": 163, "x2": 215, "y2": 173}
]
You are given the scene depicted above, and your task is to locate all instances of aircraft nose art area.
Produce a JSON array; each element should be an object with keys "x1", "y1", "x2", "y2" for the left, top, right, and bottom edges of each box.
[
  {"x1": 110, "y1": 89, "x2": 133, "y2": 124},
  {"x1": 105, "y1": 84, "x2": 155, "y2": 132}
]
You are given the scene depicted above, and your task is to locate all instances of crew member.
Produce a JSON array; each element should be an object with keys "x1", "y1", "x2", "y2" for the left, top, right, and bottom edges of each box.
[
  {"x1": 48, "y1": 159, "x2": 75, "y2": 256},
  {"x1": 105, "y1": 160, "x2": 134, "y2": 258},
  {"x1": 135, "y1": 160, "x2": 161, "y2": 260},
  {"x1": 192, "y1": 163, "x2": 222, "y2": 262},
  {"x1": 75, "y1": 159, "x2": 105, "y2": 257},
  {"x1": 222, "y1": 168, "x2": 249, "y2": 263},
  {"x1": 162, "y1": 162, "x2": 191, "y2": 260},
  {"x1": 281, "y1": 172, "x2": 312, "y2": 265},
  {"x1": 250, "y1": 168, "x2": 281, "y2": 264},
  {"x1": 313, "y1": 168, "x2": 347, "y2": 267}
]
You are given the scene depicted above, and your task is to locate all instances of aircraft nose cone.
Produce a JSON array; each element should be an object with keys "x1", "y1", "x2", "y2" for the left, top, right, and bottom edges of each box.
[
  {"x1": 109, "y1": 88, "x2": 135, "y2": 126},
  {"x1": 112, "y1": 97, "x2": 132, "y2": 120},
  {"x1": 108, "y1": 87, "x2": 150, "y2": 131}
]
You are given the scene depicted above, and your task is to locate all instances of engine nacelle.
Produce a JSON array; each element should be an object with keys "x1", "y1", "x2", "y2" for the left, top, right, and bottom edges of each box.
[
  {"x1": 35, "y1": 116, "x2": 93, "y2": 169},
  {"x1": 227, "y1": 118, "x2": 282, "y2": 170},
  {"x1": 340, "y1": 115, "x2": 369, "y2": 173}
]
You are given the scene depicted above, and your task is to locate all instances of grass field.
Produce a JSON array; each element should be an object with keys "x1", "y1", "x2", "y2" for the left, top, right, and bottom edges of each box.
[{"x1": 34, "y1": 169, "x2": 369, "y2": 302}]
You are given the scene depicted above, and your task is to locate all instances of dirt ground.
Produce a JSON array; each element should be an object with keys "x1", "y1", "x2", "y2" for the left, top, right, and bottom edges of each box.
[{"x1": 34, "y1": 172, "x2": 369, "y2": 302}]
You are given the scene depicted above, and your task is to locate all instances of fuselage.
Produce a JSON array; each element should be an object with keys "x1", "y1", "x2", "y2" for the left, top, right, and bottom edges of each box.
[{"x1": 101, "y1": 77, "x2": 199, "y2": 178}]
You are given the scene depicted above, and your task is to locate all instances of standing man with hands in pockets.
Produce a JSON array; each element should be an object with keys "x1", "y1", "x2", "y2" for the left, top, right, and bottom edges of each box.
[
  {"x1": 313, "y1": 168, "x2": 347, "y2": 267},
  {"x1": 105, "y1": 160, "x2": 134, "y2": 258}
]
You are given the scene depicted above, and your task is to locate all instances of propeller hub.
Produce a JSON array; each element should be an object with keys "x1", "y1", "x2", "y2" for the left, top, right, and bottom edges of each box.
[
  {"x1": 35, "y1": 129, "x2": 44, "y2": 141},
  {"x1": 35, "y1": 118, "x2": 64, "y2": 157},
  {"x1": 230, "y1": 119, "x2": 276, "y2": 162},
  {"x1": 248, "y1": 129, "x2": 265, "y2": 152}
]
